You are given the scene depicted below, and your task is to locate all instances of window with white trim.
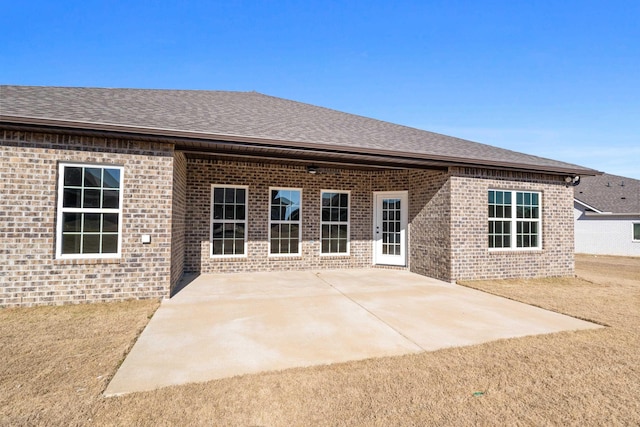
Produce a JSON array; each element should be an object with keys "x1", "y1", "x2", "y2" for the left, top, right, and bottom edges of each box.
[
  {"x1": 211, "y1": 185, "x2": 247, "y2": 256},
  {"x1": 633, "y1": 223, "x2": 640, "y2": 242},
  {"x1": 269, "y1": 188, "x2": 301, "y2": 255},
  {"x1": 321, "y1": 191, "x2": 349, "y2": 254},
  {"x1": 57, "y1": 164, "x2": 123, "y2": 258},
  {"x1": 488, "y1": 190, "x2": 541, "y2": 250}
]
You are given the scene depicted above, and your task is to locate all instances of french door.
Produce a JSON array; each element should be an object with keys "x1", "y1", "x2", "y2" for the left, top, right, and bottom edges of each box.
[{"x1": 373, "y1": 191, "x2": 408, "y2": 266}]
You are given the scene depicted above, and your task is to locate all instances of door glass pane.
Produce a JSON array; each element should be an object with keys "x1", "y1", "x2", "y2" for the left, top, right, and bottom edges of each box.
[{"x1": 381, "y1": 198, "x2": 401, "y2": 257}]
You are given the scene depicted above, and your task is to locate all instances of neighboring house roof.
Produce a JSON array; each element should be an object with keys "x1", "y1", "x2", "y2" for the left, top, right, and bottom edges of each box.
[
  {"x1": 574, "y1": 173, "x2": 640, "y2": 214},
  {"x1": 0, "y1": 85, "x2": 598, "y2": 175}
]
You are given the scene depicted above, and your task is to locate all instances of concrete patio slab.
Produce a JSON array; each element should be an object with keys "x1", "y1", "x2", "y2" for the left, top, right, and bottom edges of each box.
[{"x1": 105, "y1": 269, "x2": 601, "y2": 396}]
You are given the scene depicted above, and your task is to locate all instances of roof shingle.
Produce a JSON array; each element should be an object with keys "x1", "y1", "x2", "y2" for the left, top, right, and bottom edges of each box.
[
  {"x1": 575, "y1": 173, "x2": 640, "y2": 214},
  {"x1": 0, "y1": 85, "x2": 598, "y2": 175}
]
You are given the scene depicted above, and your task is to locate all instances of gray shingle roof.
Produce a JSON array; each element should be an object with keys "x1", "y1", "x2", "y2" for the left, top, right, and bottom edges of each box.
[
  {"x1": 1, "y1": 85, "x2": 598, "y2": 175},
  {"x1": 575, "y1": 173, "x2": 640, "y2": 214}
]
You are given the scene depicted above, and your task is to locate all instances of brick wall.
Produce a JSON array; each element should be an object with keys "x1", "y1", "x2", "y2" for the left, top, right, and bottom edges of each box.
[
  {"x1": 170, "y1": 151, "x2": 187, "y2": 293},
  {"x1": 184, "y1": 158, "x2": 416, "y2": 273},
  {"x1": 408, "y1": 170, "x2": 452, "y2": 281},
  {"x1": 449, "y1": 167, "x2": 575, "y2": 280},
  {"x1": 0, "y1": 131, "x2": 175, "y2": 307},
  {"x1": 0, "y1": 130, "x2": 578, "y2": 307}
]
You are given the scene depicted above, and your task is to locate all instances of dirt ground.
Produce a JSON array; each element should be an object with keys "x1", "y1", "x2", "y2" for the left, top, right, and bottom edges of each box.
[{"x1": 1, "y1": 254, "x2": 639, "y2": 426}]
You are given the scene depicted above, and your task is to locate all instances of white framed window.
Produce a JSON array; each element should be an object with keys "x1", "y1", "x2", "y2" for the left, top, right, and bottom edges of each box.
[
  {"x1": 320, "y1": 190, "x2": 350, "y2": 255},
  {"x1": 633, "y1": 223, "x2": 640, "y2": 242},
  {"x1": 56, "y1": 163, "x2": 123, "y2": 259},
  {"x1": 269, "y1": 188, "x2": 301, "y2": 256},
  {"x1": 488, "y1": 190, "x2": 542, "y2": 250},
  {"x1": 210, "y1": 185, "x2": 248, "y2": 257}
]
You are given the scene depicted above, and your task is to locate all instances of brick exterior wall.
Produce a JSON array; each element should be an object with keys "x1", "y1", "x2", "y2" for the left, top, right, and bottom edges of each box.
[
  {"x1": 0, "y1": 131, "x2": 175, "y2": 307},
  {"x1": 184, "y1": 159, "x2": 417, "y2": 274},
  {"x1": 170, "y1": 151, "x2": 187, "y2": 294},
  {"x1": 448, "y1": 167, "x2": 575, "y2": 280},
  {"x1": 1, "y1": 130, "x2": 577, "y2": 307},
  {"x1": 408, "y1": 170, "x2": 452, "y2": 281}
]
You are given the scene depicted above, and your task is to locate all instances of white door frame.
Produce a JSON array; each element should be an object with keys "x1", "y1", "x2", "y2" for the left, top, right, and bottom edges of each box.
[{"x1": 373, "y1": 191, "x2": 408, "y2": 266}]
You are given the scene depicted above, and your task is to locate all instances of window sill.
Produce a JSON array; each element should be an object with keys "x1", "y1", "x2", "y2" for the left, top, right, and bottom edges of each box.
[
  {"x1": 54, "y1": 257, "x2": 122, "y2": 265},
  {"x1": 210, "y1": 255, "x2": 248, "y2": 261},
  {"x1": 268, "y1": 255, "x2": 303, "y2": 260},
  {"x1": 488, "y1": 248, "x2": 543, "y2": 254}
]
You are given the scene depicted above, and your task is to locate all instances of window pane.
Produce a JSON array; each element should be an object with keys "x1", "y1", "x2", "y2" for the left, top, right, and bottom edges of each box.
[
  {"x1": 212, "y1": 240, "x2": 223, "y2": 255},
  {"x1": 234, "y1": 224, "x2": 245, "y2": 239},
  {"x1": 102, "y1": 234, "x2": 118, "y2": 253},
  {"x1": 103, "y1": 214, "x2": 119, "y2": 232},
  {"x1": 63, "y1": 189, "x2": 82, "y2": 208},
  {"x1": 322, "y1": 193, "x2": 331, "y2": 206},
  {"x1": 213, "y1": 205, "x2": 224, "y2": 220},
  {"x1": 236, "y1": 205, "x2": 246, "y2": 221},
  {"x1": 288, "y1": 206, "x2": 300, "y2": 221},
  {"x1": 270, "y1": 238, "x2": 280, "y2": 254},
  {"x1": 103, "y1": 169, "x2": 120, "y2": 188},
  {"x1": 235, "y1": 189, "x2": 245, "y2": 204},
  {"x1": 83, "y1": 234, "x2": 100, "y2": 253},
  {"x1": 103, "y1": 190, "x2": 119, "y2": 209},
  {"x1": 84, "y1": 213, "x2": 101, "y2": 232},
  {"x1": 338, "y1": 239, "x2": 347, "y2": 253},
  {"x1": 288, "y1": 190, "x2": 300, "y2": 206},
  {"x1": 63, "y1": 213, "x2": 81, "y2": 232},
  {"x1": 83, "y1": 189, "x2": 101, "y2": 208},
  {"x1": 224, "y1": 205, "x2": 234, "y2": 220},
  {"x1": 224, "y1": 188, "x2": 235, "y2": 203},
  {"x1": 235, "y1": 239, "x2": 245, "y2": 254},
  {"x1": 84, "y1": 168, "x2": 102, "y2": 187},
  {"x1": 271, "y1": 206, "x2": 281, "y2": 221},
  {"x1": 339, "y1": 208, "x2": 348, "y2": 222},
  {"x1": 64, "y1": 167, "x2": 83, "y2": 186},
  {"x1": 213, "y1": 188, "x2": 224, "y2": 204},
  {"x1": 271, "y1": 190, "x2": 281, "y2": 206},
  {"x1": 62, "y1": 233, "x2": 81, "y2": 254},
  {"x1": 339, "y1": 193, "x2": 348, "y2": 207},
  {"x1": 321, "y1": 239, "x2": 330, "y2": 253},
  {"x1": 212, "y1": 223, "x2": 224, "y2": 239}
]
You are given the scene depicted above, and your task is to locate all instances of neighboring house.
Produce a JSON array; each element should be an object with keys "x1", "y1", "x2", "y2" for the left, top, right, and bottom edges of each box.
[
  {"x1": 574, "y1": 173, "x2": 640, "y2": 256},
  {"x1": 1, "y1": 86, "x2": 599, "y2": 307}
]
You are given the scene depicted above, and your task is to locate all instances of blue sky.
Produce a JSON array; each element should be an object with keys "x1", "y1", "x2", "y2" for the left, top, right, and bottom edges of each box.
[{"x1": 3, "y1": 1, "x2": 639, "y2": 178}]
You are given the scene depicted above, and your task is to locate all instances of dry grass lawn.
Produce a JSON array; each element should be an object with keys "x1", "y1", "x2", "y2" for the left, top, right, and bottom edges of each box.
[{"x1": 1, "y1": 254, "x2": 639, "y2": 426}]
